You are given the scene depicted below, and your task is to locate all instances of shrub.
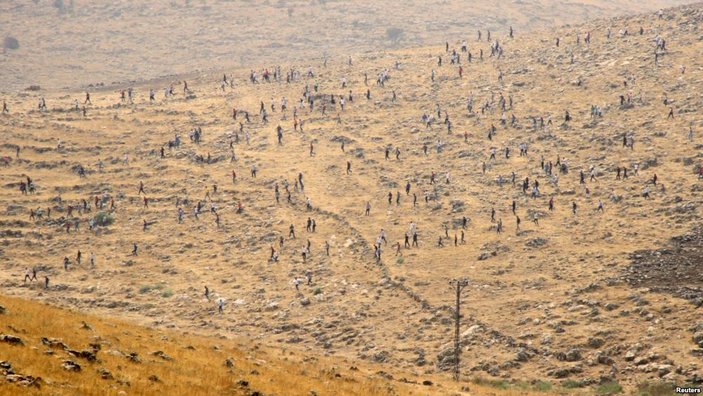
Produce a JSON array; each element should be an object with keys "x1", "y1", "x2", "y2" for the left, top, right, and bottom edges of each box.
[
  {"x1": 596, "y1": 381, "x2": 623, "y2": 395},
  {"x1": 386, "y1": 27, "x2": 404, "y2": 44},
  {"x1": 562, "y1": 380, "x2": 587, "y2": 389},
  {"x1": 139, "y1": 285, "x2": 153, "y2": 294},
  {"x1": 140, "y1": 284, "x2": 165, "y2": 294},
  {"x1": 161, "y1": 289, "x2": 173, "y2": 298},
  {"x1": 471, "y1": 377, "x2": 509, "y2": 389},
  {"x1": 396, "y1": 257, "x2": 404, "y2": 265},
  {"x1": 94, "y1": 211, "x2": 114, "y2": 226},
  {"x1": 533, "y1": 380, "x2": 552, "y2": 392},
  {"x1": 313, "y1": 287, "x2": 322, "y2": 295},
  {"x1": 636, "y1": 381, "x2": 675, "y2": 396},
  {"x1": 4, "y1": 37, "x2": 19, "y2": 50}
]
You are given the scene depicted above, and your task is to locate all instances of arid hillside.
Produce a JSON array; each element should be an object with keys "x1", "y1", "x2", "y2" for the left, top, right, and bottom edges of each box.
[
  {"x1": 1, "y1": 2, "x2": 703, "y2": 395},
  {"x1": 0, "y1": 0, "x2": 697, "y2": 91},
  {"x1": 2, "y1": 294, "x2": 549, "y2": 395}
]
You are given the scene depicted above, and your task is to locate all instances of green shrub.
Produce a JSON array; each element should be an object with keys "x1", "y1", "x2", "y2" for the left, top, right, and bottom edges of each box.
[
  {"x1": 396, "y1": 257, "x2": 404, "y2": 265},
  {"x1": 636, "y1": 381, "x2": 676, "y2": 396},
  {"x1": 313, "y1": 287, "x2": 322, "y2": 295},
  {"x1": 94, "y1": 211, "x2": 114, "y2": 226},
  {"x1": 161, "y1": 289, "x2": 173, "y2": 298},
  {"x1": 140, "y1": 284, "x2": 165, "y2": 294},
  {"x1": 562, "y1": 380, "x2": 586, "y2": 389},
  {"x1": 471, "y1": 377, "x2": 509, "y2": 389},
  {"x1": 139, "y1": 285, "x2": 153, "y2": 294},
  {"x1": 596, "y1": 381, "x2": 623, "y2": 394},
  {"x1": 533, "y1": 380, "x2": 552, "y2": 392}
]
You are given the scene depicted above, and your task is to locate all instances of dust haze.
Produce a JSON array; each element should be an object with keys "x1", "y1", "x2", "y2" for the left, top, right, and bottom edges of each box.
[{"x1": 0, "y1": 0, "x2": 694, "y2": 90}]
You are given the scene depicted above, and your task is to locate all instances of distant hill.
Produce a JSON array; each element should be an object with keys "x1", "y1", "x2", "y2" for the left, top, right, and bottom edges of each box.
[{"x1": 0, "y1": 0, "x2": 696, "y2": 91}]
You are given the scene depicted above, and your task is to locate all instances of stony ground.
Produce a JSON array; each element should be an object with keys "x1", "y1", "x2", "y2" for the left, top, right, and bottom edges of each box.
[
  {"x1": 1, "y1": 294, "x2": 489, "y2": 396},
  {"x1": 623, "y1": 226, "x2": 703, "y2": 305},
  {"x1": 0, "y1": 0, "x2": 695, "y2": 91},
  {"x1": 1, "y1": 2, "x2": 703, "y2": 393}
]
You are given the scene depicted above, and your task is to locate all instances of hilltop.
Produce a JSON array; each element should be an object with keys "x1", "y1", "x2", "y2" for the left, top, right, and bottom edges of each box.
[
  {"x1": 0, "y1": 0, "x2": 697, "y2": 91},
  {"x1": 1, "y1": 2, "x2": 703, "y2": 395}
]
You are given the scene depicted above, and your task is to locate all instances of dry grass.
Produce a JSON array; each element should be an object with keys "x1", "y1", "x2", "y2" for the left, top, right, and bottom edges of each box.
[{"x1": 0, "y1": 295, "x2": 564, "y2": 395}]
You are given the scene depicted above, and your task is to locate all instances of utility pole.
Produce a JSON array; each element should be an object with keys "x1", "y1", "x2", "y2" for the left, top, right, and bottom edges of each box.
[{"x1": 449, "y1": 277, "x2": 469, "y2": 382}]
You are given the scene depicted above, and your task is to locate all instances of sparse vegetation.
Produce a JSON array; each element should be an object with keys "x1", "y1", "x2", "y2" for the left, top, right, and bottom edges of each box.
[
  {"x1": 532, "y1": 380, "x2": 553, "y2": 392},
  {"x1": 3, "y1": 36, "x2": 19, "y2": 50},
  {"x1": 636, "y1": 381, "x2": 676, "y2": 396},
  {"x1": 139, "y1": 284, "x2": 164, "y2": 294},
  {"x1": 596, "y1": 381, "x2": 624, "y2": 395},
  {"x1": 93, "y1": 211, "x2": 114, "y2": 226},
  {"x1": 0, "y1": 295, "x2": 443, "y2": 396},
  {"x1": 471, "y1": 377, "x2": 510, "y2": 389},
  {"x1": 562, "y1": 379, "x2": 587, "y2": 389},
  {"x1": 1, "y1": 2, "x2": 702, "y2": 395}
]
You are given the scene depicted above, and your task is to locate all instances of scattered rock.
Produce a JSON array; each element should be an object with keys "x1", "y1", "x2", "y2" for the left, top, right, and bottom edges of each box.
[
  {"x1": 66, "y1": 349, "x2": 96, "y2": 362},
  {"x1": 41, "y1": 337, "x2": 68, "y2": 349},
  {"x1": 557, "y1": 348, "x2": 582, "y2": 362},
  {"x1": 151, "y1": 351, "x2": 173, "y2": 361},
  {"x1": 372, "y1": 351, "x2": 389, "y2": 363},
  {"x1": 0, "y1": 361, "x2": 12, "y2": 374},
  {"x1": 596, "y1": 353, "x2": 614, "y2": 365},
  {"x1": 547, "y1": 367, "x2": 571, "y2": 378},
  {"x1": 693, "y1": 332, "x2": 703, "y2": 347},
  {"x1": 658, "y1": 365, "x2": 673, "y2": 377},
  {"x1": 236, "y1": 379, "x2": 249, "y2": 387},
  {"x1": 436, "y1": 347, "x2": 456, "y2": 371},
  {"x1": 588, "y1": 337, "x2": 605, "y2": 348},
  {"x1": 126, "y1": 352, "x2": 141, "y2": 363},
  {"x1": 5, "y1": 374, "x2": 41, "y2": 388},
  {"x1": 97, "y1": 367, "x2": 113, "y2": 380},
  {"x1": 526, "y1": 238, "x2": 548, "y2": 248},
  {"x1": 515, "y1": 349, "x2": 531, "y2": 362},
  {"x1": 61, "y1": 360, "x2": 81, "y2": 372},
  {"x1": 0, "y1": 334, "x2": 23, "y2": 346}
]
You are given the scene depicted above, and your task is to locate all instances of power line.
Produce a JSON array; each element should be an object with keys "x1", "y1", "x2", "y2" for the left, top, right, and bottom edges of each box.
[{"x1": 449, "y1": 277, "x2": 469, "y2": 381}]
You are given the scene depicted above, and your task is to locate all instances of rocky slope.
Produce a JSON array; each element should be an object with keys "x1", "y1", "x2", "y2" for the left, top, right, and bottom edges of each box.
[{"x1": 1, "y1": 2, "x2": 703, "y2": 394}]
